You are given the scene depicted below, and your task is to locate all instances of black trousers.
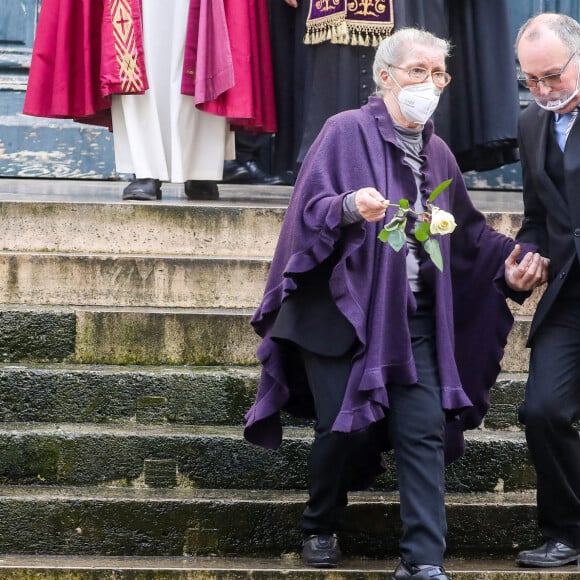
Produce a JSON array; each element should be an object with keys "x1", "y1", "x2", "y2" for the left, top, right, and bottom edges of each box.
[
  {"x1": 300, "y1": 298, "x2": 447, "y2": 565},
  {"x1": 235, "y1": 131, "x2": 271, "y2": 165},
  {"x1": 519, "y1": 280, "x2": 580, "y2": 548}
]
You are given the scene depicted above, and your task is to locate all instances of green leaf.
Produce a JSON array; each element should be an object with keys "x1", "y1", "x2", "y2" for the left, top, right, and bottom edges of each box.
[
  {"x1": 424, "y1": 238, "x2": 444, "y2": 271},
  {"x1": 427, "y1": 178, "x2": 453, "y2": 204},
  {"x1": 388, "y1": 228, "x2": 406, "y2": 252},
  {"x1": 414, "y1": 220, "x2": 430, "y2": 242},
  {"x1": 399, "y1": 198, "x2": 409, "y2": 209},
  {"x1": 378, "y1": 227, "x2": 390, "y2": 242}
]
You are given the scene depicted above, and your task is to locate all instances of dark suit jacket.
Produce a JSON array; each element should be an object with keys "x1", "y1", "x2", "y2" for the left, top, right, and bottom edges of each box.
[{"x1": 516, "y1": 102, "x2": 580, "y2": 343}]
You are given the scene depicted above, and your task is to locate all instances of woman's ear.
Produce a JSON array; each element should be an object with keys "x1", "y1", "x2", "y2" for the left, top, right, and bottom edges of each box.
[{"x1": 379, "y1": 69, "x2": 391, "y2": 89}]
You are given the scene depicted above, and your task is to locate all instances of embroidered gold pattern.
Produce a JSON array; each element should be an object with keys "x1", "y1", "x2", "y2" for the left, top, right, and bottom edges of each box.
[
  {"x1": 348, "y1": 0, "x2": 387, "y2": 17},
  {"x1": 315, "y1": 0, "x2": 341, "y2": 11},
  {"x1": 109, "y1": 0, "x2": 144, "y2": 92}
]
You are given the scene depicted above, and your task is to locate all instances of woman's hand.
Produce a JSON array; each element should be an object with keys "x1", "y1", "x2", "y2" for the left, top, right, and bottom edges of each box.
[
  {"x1": 355, "y1": 187, "x2": 388, "y2": 223},
  {"x1": 283, "y1": 0, "x2": 298, "y2": 7},
  {"x1": 505, "y1": 244, "x2": 550, "y2": 291}
]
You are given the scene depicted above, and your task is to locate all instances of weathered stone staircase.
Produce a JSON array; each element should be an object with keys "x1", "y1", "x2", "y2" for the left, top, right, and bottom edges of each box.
[{"x1": 0, "y1": 179, "x2": 570, "y2": 578}]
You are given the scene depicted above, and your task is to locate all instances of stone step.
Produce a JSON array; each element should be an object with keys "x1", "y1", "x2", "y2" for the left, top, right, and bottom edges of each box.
[
  {"x1": 0, "y1": 192, "x2": 544, "y2": 317},
  {"x1": 0, "y1": 189, "x2": 289, "y2": 258},
  {"x1": 0, "y1": 486, "x2": 541, "y2": 558},
  {"x1": 0, "y1": 306, "x2": 260, "y2": 365},
  {"x1": 0, "y1": 306, "x2": 532, "y2": 371},
  {"x1": 0, "y1": 251, "x2": 270, "y2": 308},
  {"x1": 486, "y1": 373, "x2": 527, "y2": 430},
  {"x1": 0, "y1": 555, "x2": 564, "y2": 579},
  {"x1": 73, "y1": 307, "x2": 261, "y2": 365},
  {"x1": 0, "y1": 306, "x2": 76, "y2": 362},
  {"x1": 0, "y1": 251, "x2": 546, "y2": 316},
  {"x1": 0, "y1": 193, "x2": 516, "y2": 258},
  {"x1": 0, "y1": 362, "x2": 260, "y2": 425},
  {"x1": 501, "y1": 315, "x2": 531, "y2": 373},
  {"x1": 0, "y1": 423, "x2": 533, "y2": 492},
  {"x1": 0, "y1": 363, "x2": 527, "y2": 430}
]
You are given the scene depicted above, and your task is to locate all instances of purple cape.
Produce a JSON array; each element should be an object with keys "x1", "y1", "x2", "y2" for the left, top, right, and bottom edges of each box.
[{"x1": 245, "y1": 96, "x2": 523, "y2": 467}]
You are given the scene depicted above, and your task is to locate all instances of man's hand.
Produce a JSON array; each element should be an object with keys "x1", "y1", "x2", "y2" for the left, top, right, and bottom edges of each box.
[
  {"x1": 283, "y1": 0, "x2": 298, "y2": 7},
  {"x1": 355, "y1": 187, "x2": 387, "y2": 223},
  {"x1": 505, "y1": 244, "x2": 550, "y2": 291}
]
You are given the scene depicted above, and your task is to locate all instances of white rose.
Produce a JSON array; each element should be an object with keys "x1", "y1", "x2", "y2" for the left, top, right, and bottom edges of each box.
[{"x1": 429, "y1": 207, "x2": 457, "y2": 235}]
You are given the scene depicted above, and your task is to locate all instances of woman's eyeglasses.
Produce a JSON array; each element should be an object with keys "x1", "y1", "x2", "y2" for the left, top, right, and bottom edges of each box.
[{"x1": 387, "y1": 65, "x2": 452, "y2": 88}]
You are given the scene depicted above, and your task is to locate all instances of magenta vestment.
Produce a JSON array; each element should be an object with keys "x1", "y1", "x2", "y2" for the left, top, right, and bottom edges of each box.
[{"x1": 23, "y1": 0, "x2": 276, "y2": 132}]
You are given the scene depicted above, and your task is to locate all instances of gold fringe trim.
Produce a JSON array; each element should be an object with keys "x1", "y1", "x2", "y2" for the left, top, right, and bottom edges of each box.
[
  {"x1": 304, "y1": 0, "x2": 394, "y2": 47},
  {"x1": 304, "y1": 20, "x2": 393, "y2": 46},
  {"x1": 304, "y1": 14, "x2": 348, "y2": 45}
]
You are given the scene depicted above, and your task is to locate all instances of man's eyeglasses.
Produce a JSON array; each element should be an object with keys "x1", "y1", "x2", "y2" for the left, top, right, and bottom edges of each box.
[
  {"x1": 517, "y1": 52, "x2": 577, "y2": 89},
  {"x1": 387, "y1": 65, "x2": 452, "y2": 88}
]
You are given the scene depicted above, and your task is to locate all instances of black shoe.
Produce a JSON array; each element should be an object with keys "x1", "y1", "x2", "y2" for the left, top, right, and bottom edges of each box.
[
  {"x1": 301, "y1": 534, "x2": 341, "y2": 568},
  {"x1": 184, "y1": 180, "x2": 219, "y2": 200},
  {"x1": 243, "y1": 160, "x2": 285, "y2": 185},
  {"x1": 222, "y1": 160, "x2": 251, "y2": 183},
  {"x1": 122, "y1": 178, "x2": 161, "y2": 201},
  {"x1": 516, "y1": 539, "x2": 580, "y2": 567},
  {"x1": 392, "y1": 560, "x2": 449, "y2": 580},
  {"x1": 278, "y1": 170, "x2": 297, "y2": 186}
]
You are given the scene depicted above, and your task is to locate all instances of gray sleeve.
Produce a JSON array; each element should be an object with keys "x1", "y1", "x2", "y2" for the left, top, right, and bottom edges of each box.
[{"x1": 341, "y1": 191, "x2": 363, "y2": 226}]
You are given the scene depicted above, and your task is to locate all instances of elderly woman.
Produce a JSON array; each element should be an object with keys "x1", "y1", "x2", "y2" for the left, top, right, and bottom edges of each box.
[{"x1": 244, "y1": 28, "x2": 546, "y2": 576}]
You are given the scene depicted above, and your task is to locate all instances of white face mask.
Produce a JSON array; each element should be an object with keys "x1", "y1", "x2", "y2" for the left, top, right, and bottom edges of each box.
[
  {"x1": 534, "y1": 62, "x2": 580, "y2": 111},
  {"x1": 391, "y1": 75, "x2": 441, "y2": 124}
]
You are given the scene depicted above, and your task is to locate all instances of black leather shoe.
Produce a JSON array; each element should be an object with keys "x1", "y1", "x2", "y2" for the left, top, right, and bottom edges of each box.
[
  {"x1": 184, "y1": 180, "x2": 219, "y2": 200},
  {"x1": 392, "y1": 560, "x2": 450, "y2": 580},
  {"x1": 122, "y1": 178, "x2": 161, "y2": 201},
  {"x1": 222, "y1": 160, "x2": 251, "y2": 183},
  {"x1": 516, "y1": 539, "x2": 580, "y2": 567},
  {"x1": 301, "y1": 534, "x2": 341, "y2": 568},
  {"x1": 244, "y1": 160, "x2": 285, "y2": 185}
]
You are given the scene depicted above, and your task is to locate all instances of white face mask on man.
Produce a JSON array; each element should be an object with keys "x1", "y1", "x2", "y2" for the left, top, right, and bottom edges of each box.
[
  {"x1": 390, "y1": 73, "x2": 441, "y2": 124},
  {"x1": 533, "y1": 64, "x2": 580, "y2": 111}
]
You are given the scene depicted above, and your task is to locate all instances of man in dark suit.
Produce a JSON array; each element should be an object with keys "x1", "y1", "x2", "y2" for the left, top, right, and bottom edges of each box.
[{"x1": 514, "y1": 12, "x2": 580, "y2": 568}]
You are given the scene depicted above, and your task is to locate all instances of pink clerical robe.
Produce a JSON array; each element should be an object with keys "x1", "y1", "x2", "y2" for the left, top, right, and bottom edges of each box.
[
  {"x1": 23, "y1": 0, "x2": 276, "y2": 132},
  {"x1": 198, "y1": 0, "x2": 277, "y2": 133}
]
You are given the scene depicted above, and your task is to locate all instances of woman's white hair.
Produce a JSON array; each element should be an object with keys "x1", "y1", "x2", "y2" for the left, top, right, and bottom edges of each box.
[{"x1": 373, "y1": 28, "x2": 451, "y2": 95}]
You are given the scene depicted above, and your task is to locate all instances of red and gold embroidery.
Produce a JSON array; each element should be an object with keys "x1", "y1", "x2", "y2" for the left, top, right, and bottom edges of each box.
[{"x1": 109, "y1": 0, "x2": 145, "y2": 92}]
